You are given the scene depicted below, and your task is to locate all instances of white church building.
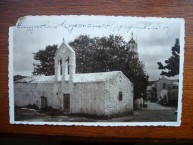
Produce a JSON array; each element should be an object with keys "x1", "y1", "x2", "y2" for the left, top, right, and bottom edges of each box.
[{"x1": 14, "y1": 40, "x2": 134, "y2": 117}]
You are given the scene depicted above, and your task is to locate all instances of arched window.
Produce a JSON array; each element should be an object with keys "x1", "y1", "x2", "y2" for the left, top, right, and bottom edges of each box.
[{"x1": 59, "y1": 59, "x2": 62, "y2": 75}]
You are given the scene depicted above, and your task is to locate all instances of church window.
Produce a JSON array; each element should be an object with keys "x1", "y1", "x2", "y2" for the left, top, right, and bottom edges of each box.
[{"x1": 118, "y1": 92, "x2": 123, "y2": 101}]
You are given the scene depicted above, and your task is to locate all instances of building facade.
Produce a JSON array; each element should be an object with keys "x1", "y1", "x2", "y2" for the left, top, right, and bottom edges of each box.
[
  {"x1": 14, "y1": 40, "x2": 134, "y2": 117},
  {"x1": 146, "y1": 76, "x2": 179, "y2": 105}
]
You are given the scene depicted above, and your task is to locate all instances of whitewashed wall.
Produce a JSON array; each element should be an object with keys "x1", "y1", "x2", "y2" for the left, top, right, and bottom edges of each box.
[
  {"x1": 71, "y1": 82, "x2": 105, "y2": 116},
  {"x1": 104, "y1": 72, "x2": 133, "y2": 116},
  {"x1": 14, "y1": 72, "x2": 133, "y2": 117},
  {"x1": 14, "y1": 83, "x2": 61, "y2": 109}
]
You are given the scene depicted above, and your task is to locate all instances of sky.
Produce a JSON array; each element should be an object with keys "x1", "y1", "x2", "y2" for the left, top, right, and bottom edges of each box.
[{"x1": 11, "y1": 15, "x2": 184, "y2": 81}]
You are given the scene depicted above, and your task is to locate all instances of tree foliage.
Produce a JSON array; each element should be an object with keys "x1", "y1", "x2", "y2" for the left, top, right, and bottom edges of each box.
[
  {"x1": 157, "y1": 39, "x2": 180, "y2": 77},
  {"x1": 33, "y1": 45, "x2": 58, "y2": 76},
  {"x1": 32, "y1": 35, "x2": 149, "y2": 100},
  {"x1": 69, "y1": 35, "x2": 149, "y2": 100}
]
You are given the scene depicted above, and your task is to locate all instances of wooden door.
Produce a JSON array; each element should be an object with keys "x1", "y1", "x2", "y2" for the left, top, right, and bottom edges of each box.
[
  {"x1": 40, "y1": 96, "x2": 47, "y2": 109},
  {"x1": 63, "y1": 94, "x2": 70, "y2": 113}
]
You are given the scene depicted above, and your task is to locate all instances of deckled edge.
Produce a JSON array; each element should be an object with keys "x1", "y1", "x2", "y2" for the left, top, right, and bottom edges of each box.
[
  {"x1": 9, "y1": 15, "x2": 185, "y2": 126},
  {"x1": 177, "y1": 18, "x2": 185, "y2": 126},
  {"x1": 8, "y1": 27, "x2": 15, "y2": 124},
  {"x1": 15, "y1": 15, "x2": 185, "y2": 24}
]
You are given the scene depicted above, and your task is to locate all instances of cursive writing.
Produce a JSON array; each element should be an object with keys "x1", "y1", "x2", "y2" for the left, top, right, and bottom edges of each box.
[{"x1": 17, "y1": 20, "x2": 169, "y2": 34}]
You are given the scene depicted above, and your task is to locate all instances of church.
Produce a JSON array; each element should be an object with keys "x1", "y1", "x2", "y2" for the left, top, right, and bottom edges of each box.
[{"x1": 14, "y1": 36, "x2": 135, "y2": 117}]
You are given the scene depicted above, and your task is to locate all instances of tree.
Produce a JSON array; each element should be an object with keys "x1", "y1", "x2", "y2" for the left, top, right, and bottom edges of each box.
[
  {"x1": 33, "y1": 45, "x2": 58, "y2": 76},
  {"x1": 157, "y1": 39, "x2": 180, "y2": 77},
  {"x1": 69, "y1": 35, "x2": 149, "y2": 100},
  {"x1": 32, "y1": 35, "x2": 149, "y2": 100}
]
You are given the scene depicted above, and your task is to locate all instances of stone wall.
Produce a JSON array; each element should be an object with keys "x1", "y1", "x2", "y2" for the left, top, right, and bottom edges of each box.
[
  {"x1": 14, "y1": 72, "x2": 133, "y2": 117},
  {"x1": 104, "y1": 72, "x2": 133, "y2": 116},
  {"x1": 71, "y1": 81, "x2": 105, "y2": 116},
  {"x1": 14, "y1": 83, "x2": 61, "y2": 109}
]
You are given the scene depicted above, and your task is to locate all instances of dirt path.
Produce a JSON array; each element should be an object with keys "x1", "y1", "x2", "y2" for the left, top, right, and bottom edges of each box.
[
  {"x1": 15, "y1": 102, "x2": 177, "y2": 122},
  {"x1": 128, "y1": 102, "x2": 177, "y2": 122},
  {"x1": 100, "y1": 102, "x2": 177, "y2": 122},
  {"x1": 146, "y1": 102, "x2": 176, "y2": 110}
]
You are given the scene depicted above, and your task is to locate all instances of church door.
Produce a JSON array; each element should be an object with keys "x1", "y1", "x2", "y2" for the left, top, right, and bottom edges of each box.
[
  {"x1": 63, "y1": 94, "x2": 70, "y2": 113},
  {"x1": 40, "y1": 96, "x2": 47, "y2": 109}
]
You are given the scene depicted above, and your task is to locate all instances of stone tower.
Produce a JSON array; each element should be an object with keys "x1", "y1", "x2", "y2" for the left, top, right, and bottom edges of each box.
[{"x1": 128, "y1": 32, "x2": 138, "y2": 58}]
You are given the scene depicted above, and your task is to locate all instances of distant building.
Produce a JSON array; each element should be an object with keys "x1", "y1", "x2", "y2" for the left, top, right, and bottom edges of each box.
[
  {"x1": 14, "y1": 39, "x2": 134, "y2": 117},
  {"x1": 155, "y1": 76, "x2": 178, "y2": 101},
  {"x1": 146, "y1": 83, "x2": 157, "y2": 102},
  {"x1": 146, "y1": 76, "x2": 179, "y2": 104},
  {"x1": 128, "y1": 32, "x2": 138, "y2": 58}
]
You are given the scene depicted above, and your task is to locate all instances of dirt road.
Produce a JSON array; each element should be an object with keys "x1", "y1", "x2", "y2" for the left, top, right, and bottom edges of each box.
[
  {"x1": 100, "y1": 102, "x2": 177, "y2": 122},
  {"x1": 15, "y1": 102, "x2": 177, "y2": 122}
]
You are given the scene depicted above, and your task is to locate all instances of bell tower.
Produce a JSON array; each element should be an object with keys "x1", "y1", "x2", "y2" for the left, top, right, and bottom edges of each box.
[
  {"x1": 54, "y1": 38, "x2": 76, "y2": 82},
  {"x1": 128, "y1": 32, "x2": 138, "y2": 58}
]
